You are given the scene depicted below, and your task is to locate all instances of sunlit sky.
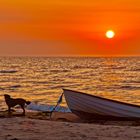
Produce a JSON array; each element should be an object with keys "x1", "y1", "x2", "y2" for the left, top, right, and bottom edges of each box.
[{"x1": 0, "y1": 0, "x2": 140, "y2": 56}]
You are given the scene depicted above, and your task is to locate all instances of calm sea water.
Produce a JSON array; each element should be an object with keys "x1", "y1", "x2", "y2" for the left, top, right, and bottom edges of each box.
[{"x1": 0, "y1": 57, "x2": 140, "y2": 110}]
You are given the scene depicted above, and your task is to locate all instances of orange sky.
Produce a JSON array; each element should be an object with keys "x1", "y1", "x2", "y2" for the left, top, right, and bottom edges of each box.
[{"x1": 0, "y1": 0, "x2": 140, "y2": 56}]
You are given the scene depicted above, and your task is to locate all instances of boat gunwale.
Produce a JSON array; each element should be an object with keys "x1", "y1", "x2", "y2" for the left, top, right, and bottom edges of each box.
[{"x1": 63, "y1": 89, "x2": 140, "y2": 109}]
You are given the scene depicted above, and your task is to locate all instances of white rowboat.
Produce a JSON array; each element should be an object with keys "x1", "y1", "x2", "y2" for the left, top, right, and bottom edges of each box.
[{"x1": 63, "y1": 89, "x2": 140, "y2": 120}]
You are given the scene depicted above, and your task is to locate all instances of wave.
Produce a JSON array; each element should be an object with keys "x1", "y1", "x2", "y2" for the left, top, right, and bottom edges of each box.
[
  {"x1": 96, "y1": 85, "x2": 140, "y2": 91},
  {"x1": 0, "y1": 87, "x2": 5, "y2": 90},
  {"x1": 72, "y1": 65, "x2": 99, "y2": 69},
  {"x1": 122, "y1": 80, "x2": 140, "y2": 84},
  {"x1": 0, "y1": 70, "x2": 18, "y2": 73},
  {"x1": 0, "y1": 85, "x2": 22, "y2": 91},
  {"x1": 126, "y1": 68, "x2": 140, "y2": 72},
  {"x1": 131, "y1": 68, "x2": 140, "y2": 71},
  {"x1": 50, "y1": 69, "x2": 70, "y2": 73},
  {"x1": 108, "y1": 66, "x2": 126, "y2": 70},
  {"x1": 33, "y1": 81, "x2": 48, "y2": 84},
  {"x1": 9, "y1": 85, "x2": 21, "y2": 89},
  {"x1": 120, "y1": 86, "x2": 140, "y2": 90}
]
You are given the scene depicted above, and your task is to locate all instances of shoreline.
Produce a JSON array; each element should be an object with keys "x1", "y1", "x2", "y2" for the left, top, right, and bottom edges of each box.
[{"x1": 1, "y1": 111, "x2": 140, "y2": 126}]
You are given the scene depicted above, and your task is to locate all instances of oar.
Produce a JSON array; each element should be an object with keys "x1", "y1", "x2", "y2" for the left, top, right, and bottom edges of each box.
[{"x1": 49, "y1": 92, "x2": 64, "y2": 118}]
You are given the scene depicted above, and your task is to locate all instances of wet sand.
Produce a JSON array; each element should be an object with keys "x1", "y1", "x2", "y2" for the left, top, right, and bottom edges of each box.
[{"x1": 0, "y1": 111, "x2": 140, "y2": 140}]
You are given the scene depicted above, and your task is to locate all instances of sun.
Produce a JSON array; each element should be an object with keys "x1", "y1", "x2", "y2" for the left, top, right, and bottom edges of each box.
[{"x1": 106, "y1": 30, "x2": 115, "y2": 39}]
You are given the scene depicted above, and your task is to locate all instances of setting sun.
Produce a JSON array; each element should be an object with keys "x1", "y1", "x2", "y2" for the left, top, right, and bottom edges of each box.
[{"x1": 106, "y1": 30, "x2": 115, "y2": 39}]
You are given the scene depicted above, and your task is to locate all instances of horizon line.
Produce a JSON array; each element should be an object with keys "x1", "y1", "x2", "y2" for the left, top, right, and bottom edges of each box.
[{"x1": 0, "y1": 54, "x2": 139, "y2": 58}]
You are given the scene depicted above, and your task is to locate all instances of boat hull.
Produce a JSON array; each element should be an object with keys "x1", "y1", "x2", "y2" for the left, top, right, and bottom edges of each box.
[
  {"x1": 63, "y1": 89, "x2": 140, "y2": 120},
  {"x1": 71, "y1": 110, "x2": 140, "y2": 120}
]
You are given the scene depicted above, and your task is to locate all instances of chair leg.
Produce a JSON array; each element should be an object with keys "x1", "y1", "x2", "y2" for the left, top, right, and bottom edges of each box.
[{"x1": 49, "y1": 111, "x2": 53, "y2": 119}]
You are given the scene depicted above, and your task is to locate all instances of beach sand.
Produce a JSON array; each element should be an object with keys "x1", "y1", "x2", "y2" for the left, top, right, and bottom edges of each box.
[{"x1": 0, "y1": 111, "x2": 140, "y2": 140}]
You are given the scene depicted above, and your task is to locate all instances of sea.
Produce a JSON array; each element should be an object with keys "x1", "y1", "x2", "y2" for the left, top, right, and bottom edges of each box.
[{"x1": 0, "y1": 56, "x2": 140, "y2": 111}]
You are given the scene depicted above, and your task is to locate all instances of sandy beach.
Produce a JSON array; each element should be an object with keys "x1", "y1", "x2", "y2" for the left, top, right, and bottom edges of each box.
[
  {"x1": 0, "y1": 111, "x2": 140, "y2": 140},
  {"x1": 0, "y1": 0, "x2": 140, "y2": 139}
]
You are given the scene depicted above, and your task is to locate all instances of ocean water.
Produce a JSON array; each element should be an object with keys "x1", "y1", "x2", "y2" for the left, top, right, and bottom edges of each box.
[{"x1": 0, "y1": 56, "x2": 140, "y2": 111}]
